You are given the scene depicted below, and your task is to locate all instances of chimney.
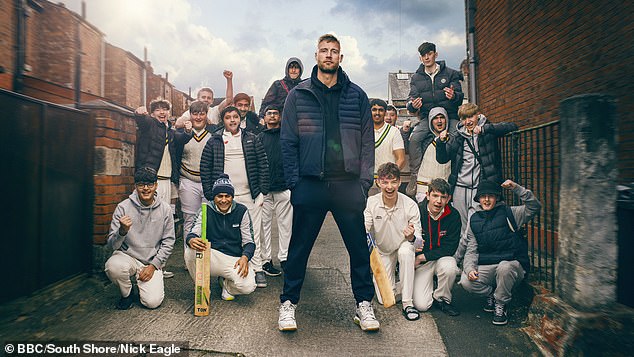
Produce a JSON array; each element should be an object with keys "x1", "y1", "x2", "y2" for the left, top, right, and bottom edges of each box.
[{"x1": 81, "y1": 1, "x2": 86, "y2": 19}]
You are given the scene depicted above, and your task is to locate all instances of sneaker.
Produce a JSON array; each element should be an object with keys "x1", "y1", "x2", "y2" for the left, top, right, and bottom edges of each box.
[
  {"x1": 492, "y1": 301, "x2": 508, "y2": 325},
  {"x1": 262, "y1": 261, "x2": 282, "y2": 277},
  {"x1": 278, "y1": 300, "x2": 297, "y2": 331},
  {"x1": 116, "y1": 292, "x2": 134, "y2": 310},
  {"x1": 255, "y1": 271, "x2": 268, "y2": 288},
  {"x1": 163, "y1": 270, "x2": 174, "y2": 279},
  {"x1": 219, "y1": 277, "x2": 235, "y2": 301},
  {"x1": 434, "y1": 298, "x2": 460, "y2": 316},
  {"x1": 483, "y1": 293, "x2": 495, "y2": 312},
  {"x1": 354, "y1": 301, "x2": 380, "y2": 331}
]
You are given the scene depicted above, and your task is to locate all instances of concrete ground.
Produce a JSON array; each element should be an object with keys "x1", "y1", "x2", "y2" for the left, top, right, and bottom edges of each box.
[{"x1": 0, "y1": 214, "x2": 539, "y2": 356}]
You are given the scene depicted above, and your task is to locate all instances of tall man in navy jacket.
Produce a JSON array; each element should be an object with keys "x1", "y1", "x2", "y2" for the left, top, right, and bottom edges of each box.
[{"x1": 278, "y1": 34, "x2": 378, "y2": 332}]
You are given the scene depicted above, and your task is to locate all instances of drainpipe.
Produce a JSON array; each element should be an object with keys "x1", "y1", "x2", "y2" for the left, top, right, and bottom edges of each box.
[
  {"x1": 74, "y1": 18, "x2": 81, "y2": 108},
  {"x1": 14, "y1": 0, "x2": 26, "y2": 93},
  {"x1": 466, "y1": 0, "x2": 477, "y2": 104},
  {"x1": 143, "y1": 47, "x2": 147, "y2": 106}
]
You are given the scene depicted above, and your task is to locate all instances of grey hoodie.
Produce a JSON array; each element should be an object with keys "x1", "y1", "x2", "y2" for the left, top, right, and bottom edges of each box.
[
  {"x1": 107, "y1": 191, "x2": 175, "y2": 269},
  {"x1": 455, "y1": 113, "x2": 488, "y2": 187},
  {"x1": 428, "y1": 106, "x2": 449, "y2": 135}
]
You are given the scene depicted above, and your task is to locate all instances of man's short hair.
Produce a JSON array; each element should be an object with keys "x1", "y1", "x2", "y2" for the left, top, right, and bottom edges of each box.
[
  {"x1": 458, "y1": 103, "x2": 479, "y2": 119},
  {"x1": 370, "y1": 98, "x2": 387, "y2": 110},
  {"x1": 376, "y1": 162, "x2": 400, "y2": 180},
  {"x1": 220, "y1": 106, "x2": 239, "y2": 120},
  {"x1": 318, "y1": 33, "x2": 340, "y2": 46},
  {"x1": 134, "y1": 167, "x2": 158, "y2": 183},
  {"x1": 189, "y1": 100, "x2": 209, "y2": 114},
  {"x1": 428, "y1": 178, "x2": 451, "y2": 195},
  {"x1": 386, "y1": 105, "x2": 397, "y2": 113},
  {"x1": 418, "y1": 42, "x2": 436, "y2": 55},
  {"x1": 197, "y1": 87, "x2": 213, "y2": 98},
  {"x1": 233, "y1": 92, "x2": 251, "y2": 104},
  {"x1": 149, "y1": 98, "x2": 171, "y2": 112},
  {"x1": 265, "y1": 104, "x2": 281, "y2": 113}
]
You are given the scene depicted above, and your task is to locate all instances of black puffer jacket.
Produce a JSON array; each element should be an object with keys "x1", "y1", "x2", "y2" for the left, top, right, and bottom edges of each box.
[
  {"x1": 436, "y1": 115, "x2": 517, "y2": 192},
  {"x1": 257, "y1": 128, "x2": 287, "y2": 192},
  {"x1": 199, "y1": 129, "x2": 269, "y2": 201},
  {"x1": 134, "y1": 114, "x2": 178, "y2": 184},
  {"x1": 259, "y1": 57, "x2": 304, "y2": 118},
  {"x1": 406, "y1": 61, "x2": 463, "y2": 121}
]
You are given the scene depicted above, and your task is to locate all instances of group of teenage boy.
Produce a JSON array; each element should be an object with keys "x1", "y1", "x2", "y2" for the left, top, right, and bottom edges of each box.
[{"x1": 103, "y1": 34, "x2": 541, "y2": 333}]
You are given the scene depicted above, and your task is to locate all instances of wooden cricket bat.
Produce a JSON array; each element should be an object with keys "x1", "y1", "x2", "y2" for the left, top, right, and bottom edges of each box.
[
  {"x1": 194, "y1": 204, "x2": 211, "y2": 316},
  {"x1": 367, "y1": 233, "x2": 396, "y2": 308}
]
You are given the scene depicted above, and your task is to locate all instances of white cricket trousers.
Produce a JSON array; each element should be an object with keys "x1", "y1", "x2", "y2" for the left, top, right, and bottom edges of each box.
[
  {"x1": 412, "y1": 256, "x2": 460, "y2": 311},
  {"x1": 104, "y1": 251, "x2": 165, "y2": 309},
  {"x1": 373, "y1": 241, "x2": 416, "y2": 309},
  {"x1": 234, "y1": 193, "x2": 264, "y2": 272},
  {"x1": 184, "y1": 246, "x2": 256, "y2": 296},
  {"x1": 178, "y1": 177, "x2": 209, "y2": 242},
  {"x1": 260, "y1": 190, "x2": 293, "y2": 263}
]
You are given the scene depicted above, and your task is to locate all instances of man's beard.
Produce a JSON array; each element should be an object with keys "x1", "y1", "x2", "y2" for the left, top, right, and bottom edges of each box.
[{"x1": 318, "y1": 63, "x2": 338, "y2": 74}]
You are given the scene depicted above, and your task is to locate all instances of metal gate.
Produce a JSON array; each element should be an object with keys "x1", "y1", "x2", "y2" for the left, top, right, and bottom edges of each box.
[{"x1": 0, "y1": 89, "x2": 94, "y2": 303}]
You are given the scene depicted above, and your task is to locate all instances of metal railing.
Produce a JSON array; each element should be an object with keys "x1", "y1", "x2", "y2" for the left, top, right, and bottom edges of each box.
[{"x1": 499, "y1": 121, "x2": 560, "y2": 292}]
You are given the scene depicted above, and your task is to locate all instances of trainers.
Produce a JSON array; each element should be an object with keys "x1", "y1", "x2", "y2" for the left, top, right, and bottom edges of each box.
[
  {"x1": 492, "y1": 301, "x2": 508, "y2": 325},
  {"x1": 354, "y1": 301, "x2": 380, "y2": 331},
  {"x1": 116, "y1": 292, "x2": 134, "y2": 310},
  {"x1": 434, "y1": 298, "x2": 460, "y2": 316},
  {"x1": 163, "y1": 270, "x2": 174, "y2": 279},
  {"x1": 255, "y1": 271, "x2": 267, "y2": 288},
  {"x1": 483, "y1": 293, "x2": 495, "y2": 312},
  {"x1": 219, "y1": 277, "x2": 235, "y2": 301},
  {"x1": 263, "y1": 261, "x2": 282, "y2": 277},
  {"x1": 278, "y1": 300, "x2": 297, "y2": 331}
]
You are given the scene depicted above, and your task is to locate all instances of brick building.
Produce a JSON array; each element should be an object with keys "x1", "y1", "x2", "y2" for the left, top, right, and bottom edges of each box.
[
  {"x1": 468, "y1": 0, "x2": 634, "y2": 183},
  {"x1": 0, "y1": 0, "x2": 192, "y2": 114}
]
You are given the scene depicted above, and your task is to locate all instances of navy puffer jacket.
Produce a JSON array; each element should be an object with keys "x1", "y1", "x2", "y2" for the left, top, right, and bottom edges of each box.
[
  {"x1": 280, "y1": 66, "x2": 374, "y2": 189},
  {"x1": 407, "y1": 61, "x2": 463, "y2": 121},
  {"x1": 134, "y1": 114, "x2": 178, "y2": 184}
]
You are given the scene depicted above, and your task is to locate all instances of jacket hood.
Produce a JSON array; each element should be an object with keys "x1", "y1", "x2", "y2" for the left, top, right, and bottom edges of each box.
[
  {"x1": 457, "y1": 113, "x2": 488, "y2": 138},
  {"x1": 415, "y1": 60, "x2": 447, "y2": 75},
  {"x1": 285, "y1": 57, "x2": 304, "y2": 82},
  {"x1": 428, "y1": 107, "x2": 449, "y2": 134}
]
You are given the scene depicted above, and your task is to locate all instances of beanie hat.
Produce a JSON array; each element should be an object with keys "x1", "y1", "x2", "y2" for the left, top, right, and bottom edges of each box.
[
  {"x1": 474, "y1": 180, "x2": 502, "y2": 202},
  {"x1": 134, "y1": 167, "x2": 158, "y2": 184},
  {"x1": 212, "y1": 173, "x2": 234, "y2": 197}
]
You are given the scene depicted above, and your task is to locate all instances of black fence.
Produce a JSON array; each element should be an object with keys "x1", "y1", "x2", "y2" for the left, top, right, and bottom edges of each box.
[
  {"x1": 499, "y1": 121, "x2": 560, "y2": 292},
  {"x1": 0, "y1": 89, "x2": 94, "y2": 303}
]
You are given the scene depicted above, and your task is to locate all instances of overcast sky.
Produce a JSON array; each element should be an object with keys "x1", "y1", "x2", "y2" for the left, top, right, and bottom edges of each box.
[{"x1": 60, "y1": 0, "x2": 466, "y2": 111}]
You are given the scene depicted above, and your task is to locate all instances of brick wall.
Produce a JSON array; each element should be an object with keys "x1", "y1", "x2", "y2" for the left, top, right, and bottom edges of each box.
[
  {"x1": 123, "y1": 53, "x2": 143, "y2": 108},
  {"x1": 474, "y1": 0, "x2": 634, "y2": 183},
  {"x1": 79, "y1": 22, "x2": 103, "y2": 96},
  {"x1": 88, "y1": 103, "x2": 136, "y2": 245},
  {"x1": 0, "y1": 0, "x2": 14, "y2": 89}
]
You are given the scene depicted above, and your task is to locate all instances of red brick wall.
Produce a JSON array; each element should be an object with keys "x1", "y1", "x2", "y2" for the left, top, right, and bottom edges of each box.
[
  {"x1": 91, "y1": 107, "x2": 136, "y2": 244},
  {"x1": 0, "y1": 0, "x2": 15, "y2": 90},
  {"x1": 32, "y1": 2, "x2": 75, "y2": 87},
  {"x1": 474, "y1": 0, "x2": 634, "y2": 183},
  {"x1": 79, "y1": 22, "x2": 103, "y2": 96}
]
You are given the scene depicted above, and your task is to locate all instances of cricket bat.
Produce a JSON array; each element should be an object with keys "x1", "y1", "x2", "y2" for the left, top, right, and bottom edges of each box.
[
  {"x1": 367, "y1": 233, "x2": 396, "y2": 308},
  {"x1": 194, "y1": 204, "x2": 211, "y2": 316}
]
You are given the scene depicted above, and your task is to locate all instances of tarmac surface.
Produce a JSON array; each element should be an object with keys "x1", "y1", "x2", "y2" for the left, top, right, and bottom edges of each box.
[{"x1": 0, "y1": 214, "x2": 540, "y2": 356}]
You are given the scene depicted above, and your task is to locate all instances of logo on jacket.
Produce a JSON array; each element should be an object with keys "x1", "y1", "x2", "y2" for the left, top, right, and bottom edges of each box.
[
  {"x1": 232, "y1": 223, "x2": 240, "y2": 228},
  {"x1": 441, "y1": 78, "x2": 447, "y2": 84},
  {"x1": 375, "y1": 215, "x2": 382, "y2": 220},
  {"x1": 439, "y1": 230, "x2": 447, "y2": 237}
]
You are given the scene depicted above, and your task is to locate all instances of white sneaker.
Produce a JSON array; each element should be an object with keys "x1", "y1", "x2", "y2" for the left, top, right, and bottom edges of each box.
[
  {"x1": 354, "y1": 301, "x2": 380, "y2": 331},
  {"x1": 278, "y1": 300, "x2": 297, "y2": 331},
  {"x1": 219, "y1": 277, "x2": 234, "y2": 301}
]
